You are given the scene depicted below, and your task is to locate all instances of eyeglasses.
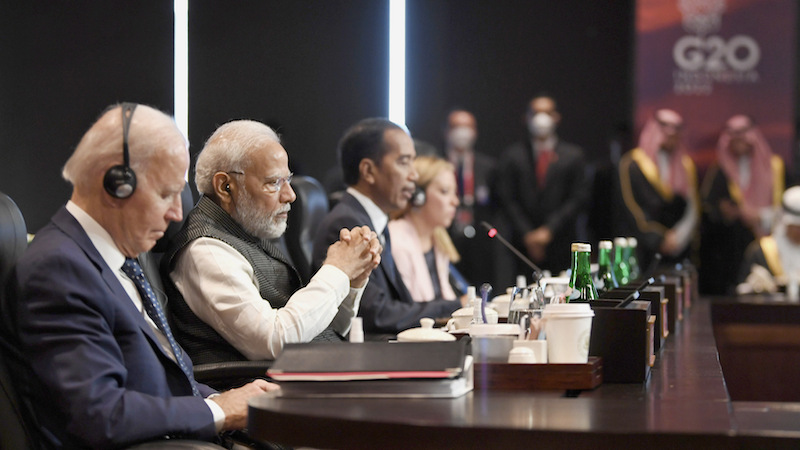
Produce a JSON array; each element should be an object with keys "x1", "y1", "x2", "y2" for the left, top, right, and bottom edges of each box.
[{"x1": 226, "y1": 171, "x2": 293, "y2": 193}]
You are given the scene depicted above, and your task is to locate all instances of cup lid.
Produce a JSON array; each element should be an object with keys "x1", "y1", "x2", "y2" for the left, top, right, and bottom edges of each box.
[
  {"x1": 397, "y1": 318, "x2": 456, "y2": 342},
  {"x1": 541, "y1": 303, "x2": 595, "y2": 318}
]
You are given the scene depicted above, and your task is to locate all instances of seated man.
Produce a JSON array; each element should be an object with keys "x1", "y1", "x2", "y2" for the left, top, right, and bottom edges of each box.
[
  {"x1": 7, "y1": 103, "x2": 277, "y2": 449},
  {"x1": 737, "y1": 186, "x2": 800, "y2": 294},
  {"x1": 161, "y1": 120, "x2": 380, "y2": 365},
  {"x1": 312, "y1": 118, "x2": 461, "y2": 336}
]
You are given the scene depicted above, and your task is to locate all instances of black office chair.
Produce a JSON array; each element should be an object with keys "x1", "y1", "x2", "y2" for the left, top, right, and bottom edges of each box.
[
  {"x1": 283, "y1": 175, "x2": 329, "y2": 283},
  {"x1": 0, "y1": 191, "x2": 40, "y2": 450}
]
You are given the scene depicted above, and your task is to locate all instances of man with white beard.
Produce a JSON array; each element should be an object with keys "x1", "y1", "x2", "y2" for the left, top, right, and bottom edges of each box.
[{"x1": 161, "y1": 120, "x2": 381, "y2": 381}]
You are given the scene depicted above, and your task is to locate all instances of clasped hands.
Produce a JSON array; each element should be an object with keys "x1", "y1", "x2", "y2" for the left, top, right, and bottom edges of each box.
[{"x1": 324, "y1": 226, "x2": 383, "y2": 288}]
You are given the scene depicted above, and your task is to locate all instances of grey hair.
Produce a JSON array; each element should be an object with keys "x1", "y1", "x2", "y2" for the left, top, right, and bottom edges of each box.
[
  {"x1": 195, "y1": 120, "x2": 281, "y2": 195},
  {"x1": 62, "y1": 104, "x2": 186, "y2": 193}
]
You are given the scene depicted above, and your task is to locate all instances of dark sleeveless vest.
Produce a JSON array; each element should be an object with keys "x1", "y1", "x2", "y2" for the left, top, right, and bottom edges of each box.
[{"x1": 161, "y1": 196, "x2": 339, "y2": 366}]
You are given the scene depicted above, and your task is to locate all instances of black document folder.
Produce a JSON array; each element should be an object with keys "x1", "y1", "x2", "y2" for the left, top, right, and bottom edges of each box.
[{"x1": 267, "y1": 341, "x2": 468, "y2": 381}]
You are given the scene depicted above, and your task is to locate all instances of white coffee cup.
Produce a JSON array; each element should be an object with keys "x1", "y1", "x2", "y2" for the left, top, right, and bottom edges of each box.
[
  {"x1": 446, "y1": 306, "x2": 498, "y2": 331},
  {"x1": 541, "y1": 303, "x2": 594, "y2": 363}
]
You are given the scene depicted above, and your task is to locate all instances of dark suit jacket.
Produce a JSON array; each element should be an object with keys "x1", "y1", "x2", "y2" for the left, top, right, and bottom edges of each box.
[
  {"x1": 497, "y1": 139, "x2": 589, "y2": 272},
  {"x1": 311, "y1": 192, "x2": 459, "y2": 335},
  {"x1": 9, "y1": 207, "x2": 216, "y2": 449}
]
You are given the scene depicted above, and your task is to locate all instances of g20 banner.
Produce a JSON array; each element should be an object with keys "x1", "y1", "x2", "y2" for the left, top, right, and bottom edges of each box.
[{"x1": 635, "y1": 0, "x2": 796, "y2": 170}]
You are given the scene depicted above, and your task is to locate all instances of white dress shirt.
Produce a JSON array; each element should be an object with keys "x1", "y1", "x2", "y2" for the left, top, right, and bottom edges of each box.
[
  {"x1": 170, "y1": 236, "x2": 364, "y2": 361},
  {"x1": 346, "y1": 187, "x2": 388, "y2": 240},
  {"x1": 64, "y1": 201, "x2": 225, "y2": 431}
]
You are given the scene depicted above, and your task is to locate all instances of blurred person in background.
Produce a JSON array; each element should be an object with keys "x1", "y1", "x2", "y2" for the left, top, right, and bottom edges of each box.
[
  {"x1": 700, "y1": 115, "x2": 786, "y2": 294},
  {"x1": 497, "y1": 95, "x2": 589, "y2": 274},
  {"x1": 737, "y1": 186, "x2": 800, "y2": 294},
  {"x1": 443, "y1": 109, "x2": 506, "y2": 290},
  {"x1": 619, "y1": 109, "x2": 699, "y2": 271}
]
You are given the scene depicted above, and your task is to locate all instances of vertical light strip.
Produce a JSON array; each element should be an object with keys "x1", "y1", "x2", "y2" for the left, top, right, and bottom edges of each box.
[
  {"x1": 174, "y1": 0, "x2": 189, "y2": 140},
  {"x1": 388, "y1": 0, "x2": 406, "y2": 127}
]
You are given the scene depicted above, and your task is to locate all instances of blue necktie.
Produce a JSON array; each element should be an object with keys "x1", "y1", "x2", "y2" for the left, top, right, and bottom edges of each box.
[
  {"x1": 382, "y1": 228, "x2": 397, "y2": 285},
  {"x1": 122, "y1": 258, "x2": 201, "y2": 397}
]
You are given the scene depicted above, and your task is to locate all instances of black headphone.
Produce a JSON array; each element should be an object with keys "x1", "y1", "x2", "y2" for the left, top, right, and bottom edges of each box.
[
  {"x1": 411, "y1": 185, "x2": 426, "y2": 207},
  {"x1": 103, "y1": 103, "x2": 138, "y2": 199}
]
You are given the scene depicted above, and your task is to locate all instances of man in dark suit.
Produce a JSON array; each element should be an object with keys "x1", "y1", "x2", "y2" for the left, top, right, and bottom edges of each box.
[
  {"x1": 312, "y1": 118, "x2": 461, "y2": 336},
  {"x1": 444, "y1": 109, "x2": 508, "y2": 289},
  {"x1": 7, "y1": 104, "x2": 277, "y2": 449},
  {"x1": 497, "y1": 95, "x2": 590, "y2": 274}
]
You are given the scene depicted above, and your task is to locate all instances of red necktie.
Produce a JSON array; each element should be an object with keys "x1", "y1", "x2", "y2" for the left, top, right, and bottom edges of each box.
[{"x1": 537, "y1": 149, "x2": 553, "y2": 189}]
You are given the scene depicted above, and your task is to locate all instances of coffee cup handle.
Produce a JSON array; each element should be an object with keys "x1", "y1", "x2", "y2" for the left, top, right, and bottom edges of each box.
[{"x1": 446, "y1": 318, "x2": 456, "y2": 332}]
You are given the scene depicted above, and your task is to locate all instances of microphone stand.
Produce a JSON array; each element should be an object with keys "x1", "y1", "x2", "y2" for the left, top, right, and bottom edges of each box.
[{"x1": 480, "y1": 221, "x2": 544, "y2": 284}]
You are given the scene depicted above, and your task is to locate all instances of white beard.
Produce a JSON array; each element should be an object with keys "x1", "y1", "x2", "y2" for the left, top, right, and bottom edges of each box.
[{"x1": 233, "y1": 188, "x2": 289, "y2": 241}]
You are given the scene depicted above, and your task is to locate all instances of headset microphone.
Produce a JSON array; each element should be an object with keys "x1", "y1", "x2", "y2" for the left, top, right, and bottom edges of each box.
[{"x1": 103, "y1": 103, "x2": 138, "y2": 199}]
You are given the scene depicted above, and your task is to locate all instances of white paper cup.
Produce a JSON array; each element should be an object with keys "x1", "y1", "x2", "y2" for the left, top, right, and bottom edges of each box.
[{"x1": 542, "y1": 303, "x2": 594, "y2": 363}]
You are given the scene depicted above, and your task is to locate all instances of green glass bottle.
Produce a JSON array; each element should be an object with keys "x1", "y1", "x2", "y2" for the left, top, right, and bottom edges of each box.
[
  {"x1": 596, "y1": 240, "x2": 618, "y2": 293},
  {"x1": 627, "y1": 237, "x2": 640, "y2": 280},
  {"x1": 567, "y1": 242, "x2": 599, "y2": 302},
  {"x1": 613, "y1": 237, "x2": 631, "y2": 286}
]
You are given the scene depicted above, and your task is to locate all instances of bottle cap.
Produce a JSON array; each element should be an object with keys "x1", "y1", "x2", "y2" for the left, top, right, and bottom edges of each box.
[
  {"x1": 467, "y1": 286, "x2": 476, "y2": 300},
  {"x1": 627, "y1": 237, "x2": 638, "y2": 247},
  {"x1": 570, "y1": 242, "x2": 591, "y2": 252},
  {"x1": 614, "y1": 237, "x2": 628, "y2": 247},
  {"x1": 598, "y1": 240, "x2": 613, "y2": 250},
  {"x1": 516, "y1": 275, "x2": 527, "y2": 289}
]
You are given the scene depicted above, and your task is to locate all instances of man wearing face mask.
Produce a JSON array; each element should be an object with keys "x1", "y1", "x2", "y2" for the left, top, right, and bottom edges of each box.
[
  {"x1": 444, "y1": 109, "x2": 501, "y2": 289},
  {"x1": 497, "y1": 95, "x2": 590, "y2": 274},
  {"x1": 619, "y1": 109, "x2": 699, "y2": 271}
]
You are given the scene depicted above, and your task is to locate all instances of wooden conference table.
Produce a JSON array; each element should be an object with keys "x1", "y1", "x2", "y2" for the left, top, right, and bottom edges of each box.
[{"x1": 248, "y1": 299, "x2": 800, "y2": 449}]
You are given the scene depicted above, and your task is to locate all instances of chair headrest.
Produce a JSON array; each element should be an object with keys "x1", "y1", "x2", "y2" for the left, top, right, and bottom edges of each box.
[{"x1": 0, "y1": 192, "x2": 27, "y2": 284}]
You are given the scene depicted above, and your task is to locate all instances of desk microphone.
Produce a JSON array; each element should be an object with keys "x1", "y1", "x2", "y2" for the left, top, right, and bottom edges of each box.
[
  {"x1": 615, "y1": 274, "x2": 666, "y2": 309},
  {"x1": 480, "y1": 221, "x2": 543, "y2": 282}
]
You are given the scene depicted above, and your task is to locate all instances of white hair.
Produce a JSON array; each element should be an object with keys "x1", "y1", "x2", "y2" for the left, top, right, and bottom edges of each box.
[
  {"x1": 194, "y1": 120, "x2": 281, "y2": 195},
  {"x1": 62, "y1": 104, "x2": 186, "y2": 194}
]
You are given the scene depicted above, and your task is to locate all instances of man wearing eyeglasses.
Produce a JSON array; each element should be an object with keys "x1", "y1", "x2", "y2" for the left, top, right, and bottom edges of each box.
[{"x1": 161, "y1": 120, "x2": 381, "y2": 378}]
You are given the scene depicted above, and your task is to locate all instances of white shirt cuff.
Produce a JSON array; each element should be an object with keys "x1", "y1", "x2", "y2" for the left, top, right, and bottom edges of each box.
[{"x1": 205, "y1": 396, "x2": 226, "y2": 432}]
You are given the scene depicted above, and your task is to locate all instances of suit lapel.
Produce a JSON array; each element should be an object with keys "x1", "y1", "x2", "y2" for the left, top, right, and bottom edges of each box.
[
  {"x1": 51, "y1": 208, "x2": 176, "y2": 361},
  {"x1": 339, "y1": 193, "x2": 412, "y2": 301}
]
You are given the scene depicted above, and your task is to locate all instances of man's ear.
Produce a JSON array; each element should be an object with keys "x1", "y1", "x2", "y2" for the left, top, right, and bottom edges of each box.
[
  {"x1": 552, "y1": 111, "x2": 562, "y2": 125},
  {"x1": 359, "y1": 158, "x2": 377, "y2": 185},
  {"x1": 212, "y1": 172, "x2": 235, "y2": 206}
]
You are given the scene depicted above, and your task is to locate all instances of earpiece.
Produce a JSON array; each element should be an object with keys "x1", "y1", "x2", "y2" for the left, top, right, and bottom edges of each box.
[
  {"x1": 225, "y1": 184, "x2": 231, "y2": 192},
  {"x1": 103, "y1": 103, "x2": 138, "y2": 199},
  {"x1": 411, "y1": 185, "x2": 426, "y2": 207}
]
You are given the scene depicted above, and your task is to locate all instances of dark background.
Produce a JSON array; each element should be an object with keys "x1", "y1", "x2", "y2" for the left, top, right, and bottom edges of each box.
[{"x1": 0, "y1": 0, "x2": 795, "y2": 233}]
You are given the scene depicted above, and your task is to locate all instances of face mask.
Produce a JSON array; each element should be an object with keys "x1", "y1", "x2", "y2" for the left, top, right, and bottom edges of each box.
[
  {"x1": 529, "y1": 112, "x2": 555, "y2": 137},
  {"x1": 448, "y1": 126, "x2": 476, "y2": 149}
]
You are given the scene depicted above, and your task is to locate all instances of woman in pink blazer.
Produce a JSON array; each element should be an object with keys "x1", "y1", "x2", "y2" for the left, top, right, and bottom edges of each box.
[{"x1": 388, "y1": 156, "x2": 463, "y2": 303}]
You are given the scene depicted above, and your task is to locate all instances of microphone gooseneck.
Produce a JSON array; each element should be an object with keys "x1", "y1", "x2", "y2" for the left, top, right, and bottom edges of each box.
[{"x1": 480, "y1": 221, "x2": 543, "y2": 282}]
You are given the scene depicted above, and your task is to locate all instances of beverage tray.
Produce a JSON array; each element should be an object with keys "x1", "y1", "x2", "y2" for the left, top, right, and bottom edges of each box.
[{"x1": 473, "y1": 357, "x2": 602, "y2": 391}]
